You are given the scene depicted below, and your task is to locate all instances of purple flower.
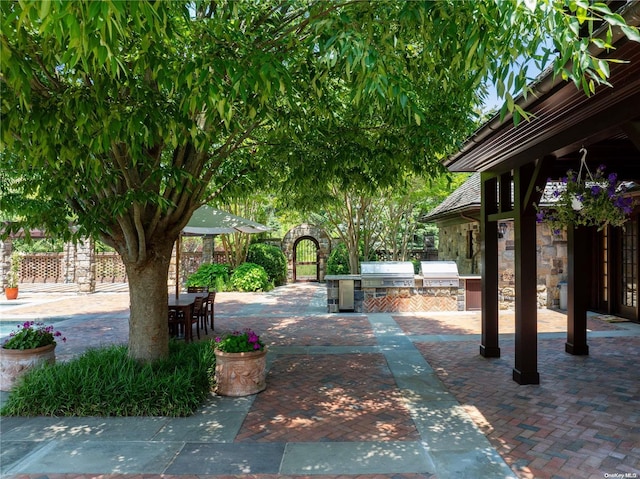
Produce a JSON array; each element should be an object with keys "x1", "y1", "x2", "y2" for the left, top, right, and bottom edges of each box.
[
  {"x1": 590, "y1": 185, "x2": 601, "y2": 196},
  {"x1": 561, "y1": 176, "x2": 568, "y2": 184},
  {"x1": 608, "y1": 173, "x2": 617, "y2": 184},
  {"x1": 536, "y1": 211, "x2": 545, "y2": 223},
  {"x1": 614, "y1": 197, "x2": 634, "y2": 216}
]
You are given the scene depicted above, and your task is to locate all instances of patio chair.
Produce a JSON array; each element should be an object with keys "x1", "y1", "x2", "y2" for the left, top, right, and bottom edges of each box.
[
  {"x1": 205, "y1": 291, "x2": 216, "y2": 330},
  {"x1": 191, "y1": 296, "x2": 206, "y2": 338},
  {"x1": 187, "y1": 286, "x2": 209, "y2": 293}
]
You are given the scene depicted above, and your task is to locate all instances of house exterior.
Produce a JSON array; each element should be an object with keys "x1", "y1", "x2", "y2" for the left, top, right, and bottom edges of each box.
[
  {"x1": 442, "y1": 3, "x2": 640, "y2": 384},
  {"x1": 423, "y1": 173, "x2": 568, "y2": 310}
]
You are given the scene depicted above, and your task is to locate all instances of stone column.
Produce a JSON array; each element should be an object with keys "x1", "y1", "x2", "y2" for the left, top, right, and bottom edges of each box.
[
  {"x1": 202, "y1": 236, "x2": 214, "y2": 264},
  {"x1": 62, "y1": 241, "x2": 76, "y2": 284},
  {"x1": 1, "y1": 238, "x2": 12, "y2": 289},
  {"x1": 76, "y1": 237, "x2": 96, "y2": 293}
]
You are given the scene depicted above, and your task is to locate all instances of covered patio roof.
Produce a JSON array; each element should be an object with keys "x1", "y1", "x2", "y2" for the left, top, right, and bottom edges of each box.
[
  {"x1": 440, "y1": 3, "x2": 640, "y2": 385},
  {"x1": 445, "y1": 2, "x2": 640, "y2": 178}
]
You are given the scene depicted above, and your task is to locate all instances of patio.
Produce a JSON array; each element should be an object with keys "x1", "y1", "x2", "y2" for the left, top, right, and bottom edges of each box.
[{"x1": 1, "y1": 283, "x2": 639, "y2": 478}]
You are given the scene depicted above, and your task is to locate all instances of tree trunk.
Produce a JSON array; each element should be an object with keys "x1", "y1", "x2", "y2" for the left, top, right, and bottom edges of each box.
[
  {"x1": 348, "y1": 248, "x2": 359, "y2": 274},
  {"x1": 124, "y1": 244, "x2": 173, "y2": 362}
]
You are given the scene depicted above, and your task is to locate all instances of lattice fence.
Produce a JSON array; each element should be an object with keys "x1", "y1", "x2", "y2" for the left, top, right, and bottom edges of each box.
[
  {"x1": 95, "y1": 253, "x2": 127, "y2": 283},
  {"x1": 17, "y1": 249, "x2": 232, "y2": 285},
  {"x1": 20, "y1": 253, "x2": 64, "y2": 283}
]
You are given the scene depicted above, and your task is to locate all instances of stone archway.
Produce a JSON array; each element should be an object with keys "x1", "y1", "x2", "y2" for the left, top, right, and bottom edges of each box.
[{"x1": 282, "y1": 224, "x2": 331, "y2": 283}]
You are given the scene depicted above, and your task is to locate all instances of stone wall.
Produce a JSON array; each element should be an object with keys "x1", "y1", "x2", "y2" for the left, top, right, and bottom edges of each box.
[
  {"x1": 437, "y1": 222, "x2": 481, "y2": 275},
  {"x1": 437, "y1": 220, "x2": 567, "y2": 309}
]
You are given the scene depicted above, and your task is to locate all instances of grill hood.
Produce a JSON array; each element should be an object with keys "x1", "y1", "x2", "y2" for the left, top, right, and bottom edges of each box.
[
  {"x1": 420, "y1": 261, "x2": 459, "y2": 287},
  {"x1": 360, "y1": 261, "x2": 415, "y2": 287}
]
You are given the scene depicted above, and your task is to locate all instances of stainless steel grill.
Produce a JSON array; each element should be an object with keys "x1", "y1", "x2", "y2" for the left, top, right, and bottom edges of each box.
[
  {"x1": 420, "y1": 261, "x2": 460, "y2": 287},
  {"x1": 360, "y1": 261, "x2": 415, "y2": 288}
]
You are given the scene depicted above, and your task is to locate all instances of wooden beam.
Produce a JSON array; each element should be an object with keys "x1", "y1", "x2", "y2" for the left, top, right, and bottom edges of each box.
[
  {"x1": 621, "y1": 120, "x2": 640, "y2": 152},
  {"x1": 523, "y1": 156, "x2": 555, "y2": 217}
]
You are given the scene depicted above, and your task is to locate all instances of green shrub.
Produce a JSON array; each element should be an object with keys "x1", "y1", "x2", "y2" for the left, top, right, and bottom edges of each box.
[
  {"x1": 412, "y1": 258, "x2": 421, "y2": 274},
  {"x1": 247, "y1": 243, "x2": 287, "y2": 286},
  {"x1": 0, "y1": 341, "x2": 215, "y2": 417},
  {"x1": 186, "y1": 263, "x2": 230, "y2": 291},
  {"x1": 229, "y1": 262, "x2": 271, "y2": 292},
  {"x1": 327, "y1": 243, "x2": 351, "y2": 275}
]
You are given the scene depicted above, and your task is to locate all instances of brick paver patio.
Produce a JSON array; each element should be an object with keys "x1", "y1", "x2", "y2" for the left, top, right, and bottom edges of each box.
[{"x1": 2, "y1": 283, "x2": 639, "y2": 478}]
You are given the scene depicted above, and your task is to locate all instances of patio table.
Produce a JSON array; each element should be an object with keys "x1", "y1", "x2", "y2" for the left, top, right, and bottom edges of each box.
[{"x1": 168, "y1": 293, "x2": 204, "y2": 341}]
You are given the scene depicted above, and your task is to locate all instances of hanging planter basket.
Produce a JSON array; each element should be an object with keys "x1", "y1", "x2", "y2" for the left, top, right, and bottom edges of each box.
[{"x1": 536, "y1": 148, "x2": 635, "y2": 232}]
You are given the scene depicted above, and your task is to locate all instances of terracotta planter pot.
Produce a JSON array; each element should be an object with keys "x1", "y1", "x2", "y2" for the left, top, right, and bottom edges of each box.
[
  {"x1": 214, "y1": 348, "x2": 267, "y2": 396},
  {"x1": 0, "y1": 343, "x2": 56, "y2": 391},
  {"x1": 4, "y1": 287, "x2": 18, "y2": 300}
]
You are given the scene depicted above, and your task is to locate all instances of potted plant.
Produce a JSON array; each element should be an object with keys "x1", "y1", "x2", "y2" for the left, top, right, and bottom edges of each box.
[
  {"x1": 0, "y1": 321, "x2": 66, "y2": 391},
  {"x1": 212, "y1": 328, "x2": 267, "y2": 396},
  {"x1": 536, "y1": 160, "x2": 634, "y2": 233},
  {"x1": 4, "y1": 252, "x2": 21, "y2": 300}
]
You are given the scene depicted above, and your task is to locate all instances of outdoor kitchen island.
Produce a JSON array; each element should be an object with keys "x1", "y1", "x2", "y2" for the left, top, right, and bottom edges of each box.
[{"x1": 325, "y1": 261, "x2": 465, "y2": 313}]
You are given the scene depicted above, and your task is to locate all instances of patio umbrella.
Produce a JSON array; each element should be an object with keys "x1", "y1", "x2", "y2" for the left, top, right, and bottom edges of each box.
[
  {"x1": 174, "y1": 206, "x2": 270, "y2": 296},
  {"x1": 182, "y1": 205, "x2": 271, "y2": 235}
]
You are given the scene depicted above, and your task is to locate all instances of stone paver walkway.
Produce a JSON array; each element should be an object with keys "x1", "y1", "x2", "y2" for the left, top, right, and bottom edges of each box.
[{"x1": 1, "y1": 283, "x2": 639, "y2": 479}]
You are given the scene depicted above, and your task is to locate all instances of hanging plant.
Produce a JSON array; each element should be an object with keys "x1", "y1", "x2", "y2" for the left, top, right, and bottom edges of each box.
[{"x1": 535, "y1": 149, "x2": 635, "y2": 233}]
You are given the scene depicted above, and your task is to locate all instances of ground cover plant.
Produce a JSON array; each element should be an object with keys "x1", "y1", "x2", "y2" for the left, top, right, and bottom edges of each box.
[{"x1": 0, "y1": 341, "x2": 214, "y2": 417}]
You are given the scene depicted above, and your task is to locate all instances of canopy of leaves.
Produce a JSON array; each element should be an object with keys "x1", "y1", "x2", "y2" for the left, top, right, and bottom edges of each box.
[{"x1": 2, "y1": 1, "x2": 638, "y2": 252}]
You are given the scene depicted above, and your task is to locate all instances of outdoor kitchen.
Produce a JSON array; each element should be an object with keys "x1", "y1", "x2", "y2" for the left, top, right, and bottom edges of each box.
[{"x1": 325, "y1": 260, "x2": 465, "y2": 313}]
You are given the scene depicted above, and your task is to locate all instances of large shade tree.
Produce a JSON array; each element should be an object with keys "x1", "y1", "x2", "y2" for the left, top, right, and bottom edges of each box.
[{"x1": 1, "y1": 1, "x2": 638, "y2": 361}]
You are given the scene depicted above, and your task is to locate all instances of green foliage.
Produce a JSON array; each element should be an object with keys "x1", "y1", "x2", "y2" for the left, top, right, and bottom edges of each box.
[
  {"x1": 213, "y1": 329, "x2": 264, "y2": 353},
  {"x1": 411, "y1": 259, "x2": 421, "y2": 275},
  {"x1": 247, "y1": 243, "x2": 287, "y2": 286},
  {"x1": 229, "y1": 262, "x2": 271, "y2": 292},
  {"x1": 0, "y1": 342, "x2": 215, "y2": 416},
  {"x1": 2, "y1": 321, "x2": 65, "y2": 350},
  {"x1": 5, "y1": 251, "x2": 21, "y2": 288},
  {"x1": 327, "y1": 243, "x2": 351, "y2": 275},
  {"x1": 186, "y1": 263, "x2": 230, "y2": 291},
  {"x1": 12, "y1": 238, "x2": 65, "y2": 253}
]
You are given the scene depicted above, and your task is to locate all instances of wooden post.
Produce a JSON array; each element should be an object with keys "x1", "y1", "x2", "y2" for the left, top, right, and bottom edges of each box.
[
  {"x1": 480, "y1": 174, "x2": 500, "y2": 357},
  {"x1": 566, "y1": 225, "x2": 589, "y2": 355},
  {"x1": 512, "y1": 164, "x2": 540, "y2": 385}
]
